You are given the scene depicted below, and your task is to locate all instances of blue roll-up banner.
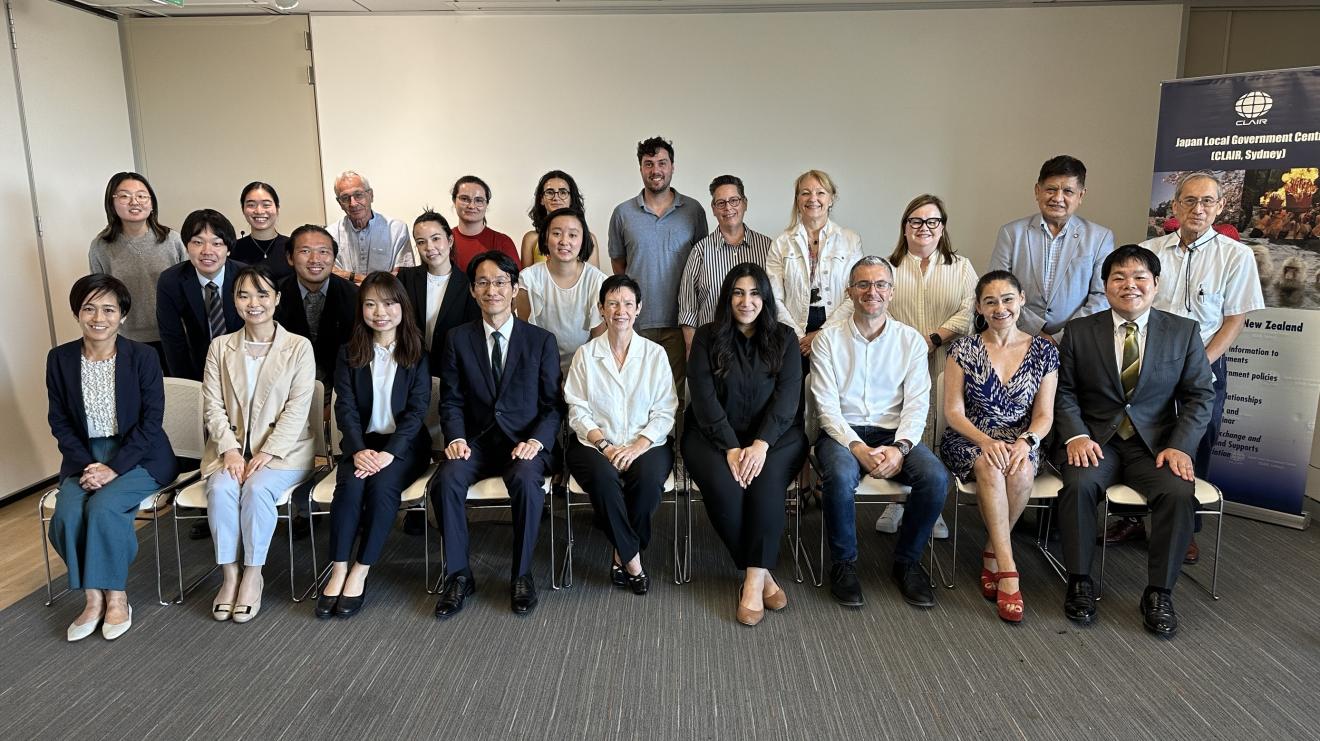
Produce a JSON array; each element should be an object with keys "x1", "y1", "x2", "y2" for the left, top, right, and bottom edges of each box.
[{"x1": 1147, "y1": 67, "x2": 1320, "y2": 519}]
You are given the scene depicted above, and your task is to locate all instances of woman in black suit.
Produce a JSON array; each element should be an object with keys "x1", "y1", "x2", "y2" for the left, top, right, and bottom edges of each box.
[
  {"x1": 397, "y1": 210, "x2": 480, "y2": 377},
  {"x1": 682, "y1": 263, "x2": 806, "y2": 627},
  {"x1": 47, "y1": 274, "x2": 178, "y2": 641},
  {"x1": 316, "y1": 272, "x2": 431, "y2": 618}
]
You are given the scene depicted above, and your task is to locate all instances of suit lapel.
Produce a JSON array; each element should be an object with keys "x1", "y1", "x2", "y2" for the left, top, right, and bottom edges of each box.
[
  {"x1": 224, "y1": 330, "x2": 248, "y2": 419},
  {"x1": 222, "y1": 267, "x2": 241, "y2": 331},
  {"x1": 63, "y1": 344, "x2": 89, "y2": 439},
  {"x1": 112, "y1": 336, "x2": 133, "y2": 432},
  {"x1": 182, "y1": 266, "x2": 208, "y2": 332},
  {"x1": 469, "y1": 323, "x2": 496, "y2": 398},
  {"x1": 1134, "y1": 311, "x2": 1165, "y2": 395},
  {"x1": 249, "y1": 326, "x2": 290, "y2": 424},
  {"x1": 1045, "y1": 218, "x2": 1082, "y2": 303},
  {"x1": 497, "y1": 320, "x2": 523, "y2": 396},
  {"x1": 1092, "y1": 311, "x2": 1123, "y2": 396},
  {"x1": 354, "y1": 359, "x2": 374, "y2": 422}
]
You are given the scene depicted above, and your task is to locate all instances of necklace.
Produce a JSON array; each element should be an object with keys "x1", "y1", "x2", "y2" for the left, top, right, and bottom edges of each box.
[{"x1": 250, "y1": 235, "x2": 278, "y2": 260}]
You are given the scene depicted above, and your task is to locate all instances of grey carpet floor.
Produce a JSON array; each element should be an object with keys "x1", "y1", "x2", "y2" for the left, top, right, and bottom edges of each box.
[{"x1": 2, "y1": 500, "x2": 1318, "y2": 740}]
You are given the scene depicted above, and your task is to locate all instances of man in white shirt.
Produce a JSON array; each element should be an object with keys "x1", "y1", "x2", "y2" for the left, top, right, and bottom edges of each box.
[
  {"x1": 327, "y1": 170, "x2": 415, "y2": 283},
  {"x1": 811, "y1": 255, "x2": 949, "y2": 609}
]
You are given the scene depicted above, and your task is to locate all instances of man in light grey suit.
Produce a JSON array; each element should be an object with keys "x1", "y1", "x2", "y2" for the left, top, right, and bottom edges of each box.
[
  {"x1": 990, "y1": 155, "x2": 1114, "y2": 341},
  {"x1": 1054, "y1": 245, "x2": 1213, "y2": 638}
]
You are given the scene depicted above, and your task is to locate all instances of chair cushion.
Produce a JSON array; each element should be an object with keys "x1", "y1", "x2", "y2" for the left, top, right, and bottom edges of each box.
[
  {"x1": 172, "y1": 475, "x2": 302, "y2": 509},
  {"x1": 1107, "y1": 478, "x2": 1221, "y2": 507},
  {"x1": 856, "y1": 477, "x2": 911, "y2": 498},
  {"x1": 567, "y1": 472, "x2": 674, "y2": 496}
]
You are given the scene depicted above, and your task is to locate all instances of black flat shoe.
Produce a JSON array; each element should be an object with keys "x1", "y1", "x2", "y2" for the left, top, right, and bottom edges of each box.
[
  {"x1": 314, "y1": 592, "x2": 338, "y2": 619},
  {"x1": 435, "y1": 574, "x2": 476, "y2": 619},
  {"x1": 892, "y1": 561, "x2": 935, "y2": 609},
  {"x1": 610, "y1": 562, "x2": 629, "y2": 588},
  {"x1": 511, "y1": 574, "x2": 539, "y2": 615},
  {"x1": 829, "y1": 561, "x2": 865, "y2": 608},
  {"x1": 1141, "y1": 590, "x2": 1178, "y2": 638},
  {"x1": 334, "y1": 588, "x2": 366, "y2": 618},
  {"x1": 627, "y1": 570, "x2": 650, "y2": 595},
  {"x1": 1064, "y1": 578, "x2": 1097, "y2": 625}
]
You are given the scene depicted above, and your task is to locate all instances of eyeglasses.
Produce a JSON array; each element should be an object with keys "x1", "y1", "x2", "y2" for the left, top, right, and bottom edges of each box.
[
  {"x1": 713, "y1": 197, "x2": 745, "y2": 210},
  {"x1": 473, "y1": 278, "x2": 512, "y2": 290},
  {"x1": 542, "y1": 188, "x2": 571, "y2": 200},
  {"x1": 905, "y1": 217, "x2": 945, "y2": 230},
  {"x1": 456, "y1": 195, "x2": 488, "y2": 206},
  {"x1": 851, "y1": 280, "x2": 893, "y2": 292},
  {"x1": 335, "y1": 190, "x2": 370, "y2": 205},
  {"x1": 113, "y1": 192, "x2": 151, "y2": 204},
  {"x1": 1178, "y1": 196, "x2": 1221, "y2": 209}
]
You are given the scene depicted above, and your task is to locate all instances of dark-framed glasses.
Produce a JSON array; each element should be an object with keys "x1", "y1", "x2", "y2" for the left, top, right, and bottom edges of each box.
[
  {"x1": 336, "y1": 190, "x2": 370, "y2": 205},
  {"x1": 905, "y1": 217, "x2": 945, "y2": 230},
  {"x1": 542, "y1": 188, "x2": 571, "y2": 199},
  {"x1": 1178, "y1": 196, "x2": 1221, "y2": 209},
  {"x1": 713, "y1": 197, "x2": 745, "y2": 210},
  {"x1": 851, "y1": 280, "x2": 893, "y2": 292}
]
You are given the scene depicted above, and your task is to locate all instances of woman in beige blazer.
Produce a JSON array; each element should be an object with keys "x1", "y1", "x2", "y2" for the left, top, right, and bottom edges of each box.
[{"x1": 202, "y1": 265, "x2": 316, "y2": 624}]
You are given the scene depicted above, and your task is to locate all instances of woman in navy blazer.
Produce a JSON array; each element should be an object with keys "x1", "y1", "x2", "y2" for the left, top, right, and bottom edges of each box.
[
  {"x1": 317, "y1": 272, "x2": 431, "y2": 618},
  {"x1": 47, "y1": 274, "x2": 178, "y2": 641}
]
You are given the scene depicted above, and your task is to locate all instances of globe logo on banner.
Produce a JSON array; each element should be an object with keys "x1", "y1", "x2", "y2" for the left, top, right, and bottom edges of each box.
[{"x1": 1235, "y1": 91, "x2": 1273, "y2": 119}]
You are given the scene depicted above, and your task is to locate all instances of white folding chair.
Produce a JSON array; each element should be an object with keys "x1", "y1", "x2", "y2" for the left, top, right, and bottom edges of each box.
[
  {"x1": 171, "y1": 380, "x2": 328, "y2": 603},
  {"x1": 558, "y1": 470, "x2": 677, "y2": 588},
  {"x1": 432, "y1": 474, "x2": 555, "y2": 592},
  {"x1": 1098, "y1": 478, "x2": 1224, "y2": 600},
  {"x1": 39, "y1": 377, "x2": 206, "y2": 607}
]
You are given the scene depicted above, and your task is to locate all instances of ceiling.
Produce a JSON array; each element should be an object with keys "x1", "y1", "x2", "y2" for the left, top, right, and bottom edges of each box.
[{"x1": 68, "y1": 0, "x2": 1320, "y2": 19}]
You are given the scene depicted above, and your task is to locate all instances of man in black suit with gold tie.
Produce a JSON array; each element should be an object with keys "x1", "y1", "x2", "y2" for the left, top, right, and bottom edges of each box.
[
  {"x1": 429, "y1": 251, "x2": 561, "y2": 618},
  {"x1": 1055, "y1": 244, "x2": 1213, "y2": 637}
]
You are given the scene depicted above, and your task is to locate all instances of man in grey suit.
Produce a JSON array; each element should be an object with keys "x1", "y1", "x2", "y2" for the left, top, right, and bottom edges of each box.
[
  {"x1": 1054, "y1": 244, "x2": 1213, "y2": 638},
  {"x1": 990, "y1": 155, "x2": 1114, "y2": 341}
]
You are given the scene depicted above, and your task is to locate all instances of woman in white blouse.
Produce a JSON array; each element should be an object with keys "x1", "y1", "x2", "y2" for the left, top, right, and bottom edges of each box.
[
  {"x1": 563, "y1": 274, "x2": 678, "y2": 595},
  {"x1": 514, "y1": 208, "x2": 606, "y2": 374},
  {"x1": 765, "y1": 170, "x2": 863, "y2": 362},
  {"x1": 202, "y1": 265, "x2": 315, "y2": 624},
  {"x1": 317, "y1": 272, "x2": 431, "y2": 619},
  {"x1": 875, "y1": 194, "x2": 977, "y2": 538}
]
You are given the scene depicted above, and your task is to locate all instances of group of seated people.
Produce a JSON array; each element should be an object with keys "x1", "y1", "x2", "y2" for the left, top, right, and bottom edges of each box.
[{"x1": 50, "y1": 153, "x2": 1261, "y2": 642}]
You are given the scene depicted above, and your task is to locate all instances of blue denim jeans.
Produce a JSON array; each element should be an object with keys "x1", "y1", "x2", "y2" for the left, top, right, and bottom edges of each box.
[{"x1": 815, "y1": 426, "x2": 948, "y2": 565}]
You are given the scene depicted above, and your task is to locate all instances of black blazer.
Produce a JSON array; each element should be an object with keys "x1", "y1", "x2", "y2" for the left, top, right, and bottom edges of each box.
[
  {"x1": 46, "y1": 336, "x2": 178, "y2": 486},
  {"x1": 687, "y1": 322, "x2": 802, "y2": 449},
  {"x1": 332, "y1": 346, "x2": 431, "y2": 460},
  {"x1": 1055, "y1": 308, "x2": 1214, "y2": 455},
  {"x1": 156, "y1": 260, "x2": 247, "y2": 381},
  {"x1": 397, "y1": 266, "x2": 480, "y2": 377},
  {"x1": 274, "y1": 274, "x2": 357, "y2": 381},
  {"x1": 440, "y1": 317, "x2": 561, "y2": 449}
]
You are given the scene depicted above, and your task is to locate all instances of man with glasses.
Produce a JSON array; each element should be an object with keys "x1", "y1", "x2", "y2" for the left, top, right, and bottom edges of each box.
[
  {"x1": 811, "y1": 255, "x2": 948, "y2": 610},
  {"x1": 608, "y1": 136, "x2": 709, "y2": 388},
  {"x1": 678, "y1": 175, "x2": 772, "y2": 353},
  {"x1": 327, "y1": 170, "x2": 414, "y2": 283},
  {"x1": 990, "y1": 155, "x2": 1114, "y2": 342},
  {"x1": 1109, "y1": 172, "x2": 1263, "y2": 562}
]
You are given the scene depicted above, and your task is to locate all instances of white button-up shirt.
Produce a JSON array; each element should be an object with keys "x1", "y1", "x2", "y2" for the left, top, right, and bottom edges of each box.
[
  {"x1": 1141, "y1": 230, "x2": 1264, "y2": 346},
  {"x1": 810, "y1": 315, "x2": 930, "y2": 447},
  {"x1": 424, "y1": 271, "x2": 451, "y2": 350},
  {"x1": 366, "y1": 342, "x2": 398, "y2": 435},
  {"x1": 564, "y1": 333, "x2": 678, "y2": 447}
]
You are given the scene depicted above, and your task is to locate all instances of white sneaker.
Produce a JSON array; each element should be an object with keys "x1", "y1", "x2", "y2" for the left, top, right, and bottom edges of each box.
[
  {"x1": 875, "y1": 504, "x2": 904, "y2": 533},
  {"x1": 932, "y1": 515, "x2": 949, "y2": 540}
]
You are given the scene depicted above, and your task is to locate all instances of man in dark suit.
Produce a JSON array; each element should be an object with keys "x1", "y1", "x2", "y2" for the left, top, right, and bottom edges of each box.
[
  {"x1": 274, "y1": 225, "x2": 357, "y2": 385},
  {"x1": 156, "y1": 209, "x2": 246, "y2": 381},
  {"x1": 429, "y1": 251, "x2": 561, "y2": 618},
  {"x1": 1055, "y1": 244, "x2": 1214, "y2": 638}
]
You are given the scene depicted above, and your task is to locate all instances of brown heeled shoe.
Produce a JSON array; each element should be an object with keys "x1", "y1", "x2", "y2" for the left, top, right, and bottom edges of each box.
[
  {"x1": 736, "y1": 585, "x2": 764, "y2": 627},
  {"x1": 763, "y1": 581, "x2": 788, "y2": 612}
]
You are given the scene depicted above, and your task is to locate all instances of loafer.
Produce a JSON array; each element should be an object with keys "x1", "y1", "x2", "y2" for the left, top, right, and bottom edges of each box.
[
  {"x1": 892, "y1": 561, "x2": 935, "y2": 609},
  {"x1": 1183, "y1": 538, "x2": 1200, "y2": 565},
  {"x1": 434, "y1": 573, "x2": 476, "y2": 619},
  {"x1": 101, "y1": 605, "x2": 132, "y2": 641},
  {"x1": 334, "y1": 588, "x2": 366, "y2": 618},
  {"x1": 1064, "y1": 578, "x2": 1097, "y2": 625},
  {"x1": 1101, "y1": 517, "x2": 1145, "y2": 544},
  {"x1": 627, "y1": 570, "x2": 650, "y2": 596},
  {"x1": 511, "y1": 574, "x2": 539, "y2": 615},
  {"x1": 314, "y1": 592, "x2": 338, "y2": 619},
  {"x1": 67, "y1": 616, "x2": 101, "y2": 642},
  {"x1": 1141, "y1": 590, "x2": 1178, "y2": 638},
  {"x1": 829, "y1": 561, "x2": 865, "y2": 607}
]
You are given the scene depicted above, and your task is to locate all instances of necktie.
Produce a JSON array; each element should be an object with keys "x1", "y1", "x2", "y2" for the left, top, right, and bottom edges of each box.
[
  {"x1": 1117, "y1": 321, "x2": 1140, "y2": 440},
  {"x1": 304, "y1": 290, "x2": 325, "y2": 342},
  {"x1": 205, "y1": 281, "x2": 226, "y2": 339},
  {"x1": 491, "y1": 330, "x2": 504, "y2": 386}
]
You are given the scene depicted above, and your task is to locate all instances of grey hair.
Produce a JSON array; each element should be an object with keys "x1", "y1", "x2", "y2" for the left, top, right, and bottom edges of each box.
[
  {"x1": 849, "y1": 254, "x2": 894, "y2": 284},
  {"x1": 1173, "y1": 171, "x2": 1222, "y2": 201},
  {"x1": 334, "y1": 170, "x2": 372, "y2": 193}
]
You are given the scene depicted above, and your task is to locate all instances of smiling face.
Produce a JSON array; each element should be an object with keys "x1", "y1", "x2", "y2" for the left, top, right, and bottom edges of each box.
[
  {"x1": 234, "y1": 274, "x2": 280, "y2": 329},
  {"x1": 242, "y1": 187, "x2": 279, "y2": 233},
  {"x1": 334, "y1": 174, "x2": 373, "y2": 224},
  {"x1": 78, "y1": 290, "x2": 123, "y2": 344},
  {"x1": 289, "y1": 231, "x2": 334, "y2": 288},
  {"x1": 711, "y1": 183, "x2": 747, "y2": 232},
  {"x1": 1104, "y1": 258, "x2": 1158, "y2": 320},
  {"x1": 540, "y1": 177, "x2": 572, "y2": 212},
  {"x1": 544, "y1": 213, "x2": 584, "y2": 264},
  {"x1": 903, "y1": 202, "x2": 945, "y2": 255},
  {"x1": 361, "y1": 286, "x2": 403, "y2": 337},
  {"x1": 639, "y1": 151, "x2": 673, "y2": 195},
  {"x1": 847, "y1": 262, "x2": 894, "y2": 320},
  {"x1": 470, "y1": 259, "x2": 517, "y2": 324},
  {"x1": 976, "y1": 279, "x2": 1023, "y2": 330},
  {"x1": 729, "y1": 276, "x2": 763, "y2": 329},
  {"x1": 601, "y1": 286, "x2": 640, "y2": 335},
  {"x1": 187, "y1": 226, "x2": 229, "y2": 280},
  {"x1": 1034, "y1": 175, "x2": 1085, "y2": 228},
  {"x1": 112, "y1": 178, "x2": 153, "y2": 226},
  {"x1": 454, "y1": 181, "x2": 490, "y2": 227},
  {"x1": 796, "y1": 176, "x2": 833, "y2": 224},
  {"x1": 413, "y1": 220, "x2": 453, "y2": 272}
]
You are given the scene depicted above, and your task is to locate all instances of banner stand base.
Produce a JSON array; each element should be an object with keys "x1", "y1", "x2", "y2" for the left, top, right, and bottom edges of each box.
[{"x1": 1225, "y1": 500, "x2": 1311, "y2": 530}]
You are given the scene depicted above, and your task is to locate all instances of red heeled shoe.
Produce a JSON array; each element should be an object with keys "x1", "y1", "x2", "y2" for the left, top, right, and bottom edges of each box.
[
  {"x1": 996, "y1": 570, "x2": 1024, "y2": 623},
  {"x1": 980, "y1": 551, "x2": 998, "y2": 600}
]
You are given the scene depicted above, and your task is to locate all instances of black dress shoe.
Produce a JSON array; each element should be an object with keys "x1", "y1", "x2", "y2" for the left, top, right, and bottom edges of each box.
[
  {"x1": 434, "y1": 574, "x2": 476, "y2": 619},
  {"x1": 334, "y1": 588, "x2": 366, "y2": 618},
  {"x1": 829, "y1": 561, "x2": 865, "y2": 607},
  {"x1": 627, "y1": 570, "x2": 650, "y2": 595},
  {"x1": 892, "y1": 561, "x2": 935, "y2": 608},
  {"x1": 1064, "y1": 578, "x2": 1097, "y2": 625},
  {"x1": 1141, "y1": 590, "x2": 1178, "y2": 638},
  {"x1": 188, "y1": 521, "x2": 211, "y2": 540},
  {"x1": 610, "y1": 562, "x2": 629, "y2": 588},
  {"x1": 511, "y1": 574, "x2": 539, "y2": 615},
  {"x1": 314, "y1": 592, "x2": 338, "y2": 619},
  {"x1": 402, "y1": 510, "x2": 426, "y2": 536}
]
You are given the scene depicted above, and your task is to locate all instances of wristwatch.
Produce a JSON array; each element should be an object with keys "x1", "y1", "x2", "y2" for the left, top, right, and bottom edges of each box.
[
  {"x1": 1018, "y1": 432, "x2": 1041, "y2": 451},
  {"x1": 928, "y1": 333, "x2": 943, "y2": 348},
  {"x1": 893, "y1": 439, "x2": 913, "y2": 456},
  {"x1": 594, "y1": 438, "x2": 612, "y2": 452}
]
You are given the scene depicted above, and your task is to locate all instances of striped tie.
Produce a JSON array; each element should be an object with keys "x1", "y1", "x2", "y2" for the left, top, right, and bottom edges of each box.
[
  {"x1": 205, "y1": 281, "x2": 226, "y2": 339},
  {"x1": 1117, "y1": 321, "x2": 1139, "y2": 439}
]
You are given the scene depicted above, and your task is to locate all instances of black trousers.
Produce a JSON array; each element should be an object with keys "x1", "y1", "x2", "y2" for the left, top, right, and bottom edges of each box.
[
  {"x1": 1059, "y1": 435, "x2": 1195, "y2": 590},
  {"x1": 428, "y1": 432, "x2": 552, "y2": 581},
  {"x1": 328, "y1": 433, "x2": 429, "y2": 565},
  {"x1": 565, "y1": 439, "x2": 673, "y2": 564},
  {"x1": 681, "y1": 427, "x2": 807, "y2": 570}
]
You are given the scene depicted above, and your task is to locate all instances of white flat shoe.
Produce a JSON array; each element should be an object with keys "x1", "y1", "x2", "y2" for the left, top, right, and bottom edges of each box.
[
  {"x1": 101, "y1": 606, "x2": 132, "y2": 641},
  {"x1": 212, "y1": 601, "x2": 234, "y2": 622},
  {"x1": 231, "y1": 598, "x2": 261, "y2": 624},
  {"x1": 67, "y1": 616, "x2": 101, "y2": 642}
]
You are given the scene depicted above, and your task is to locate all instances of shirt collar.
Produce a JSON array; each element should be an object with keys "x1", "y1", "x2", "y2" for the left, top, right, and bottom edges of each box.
[
  {"x1": 349, "y1": 212, "x2": 379, "y2": 233},
  {"x1": 792, "y1": 218, "x2": 837, "y2": 242},
  {"x1": 1036, "y1": 214, "x2": 1076, "y2": 239},
  {"x1": 1112, "y1": 309, "x2": 1151, "y2": 333},
  {"x1": 196, "y1": 263, "x2": 226, "y2": 288},
  {"x1": 483, "y1": 314, "x2": 515, "y2": 341},
  {"x1": 1182, "y1": 228, "x2": 1218, "y2": 252},
  {"x1": 373, "y1": 341, "x2": 397, "y2": 358},
  {"x1": 298, "y1": 280, "x2": 326, "y2": 299},
  {"x1": 633, "y1": 189, "x2": 685, "y2": 215},
  {"x1": 847, "y1": 314, "x2": 890, "y2": 344}
]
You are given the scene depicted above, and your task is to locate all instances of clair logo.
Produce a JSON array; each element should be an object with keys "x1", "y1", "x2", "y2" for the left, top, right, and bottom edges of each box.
[{"x1": 1234, "y1": 91, "x2": 1272, "y2": 126}]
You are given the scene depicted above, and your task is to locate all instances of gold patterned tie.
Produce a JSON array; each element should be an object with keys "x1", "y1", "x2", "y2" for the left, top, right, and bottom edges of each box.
[{"x1": 1117, "y1": 321, "x2": 1139, "y2": 439}]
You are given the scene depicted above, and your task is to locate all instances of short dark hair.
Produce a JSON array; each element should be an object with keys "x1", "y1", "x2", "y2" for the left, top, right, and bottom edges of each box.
[
  {"x1": 180, "y1": 209, "x2": 237, "y2": 250},
  {"x1": 599, "y1": 273, "x2": 642, "y2": 305},
  {"x1": 466, "y1": 250, "x2": 520, "y2": 285},
  {"x1": 537, "y1": 208, "x2": 595, "y2": 262},
  {"x1": 451, "y1": 174, "x2": 492, "y2": 201},
  {"x1": 709, "y1": 174, "x2": 745, "y2": 198},
  {"x1": 1101, "y1": 244, "x2": 1161, "y2": 281},
  {"x1": 70, "y1": 273, "x2": 131, "y2": 317},
  {"x1": 1038, "y1": 155, "x2": 1087, "y2": 187},
  {"x1": 287, "y1": 224, "x2": 339, "y2": 258},
  {"x1": 233, "y1": 264, "x2": 279, "y2": 296},
  {"x1": 975, "y1": 270, "x2": 1023, "y2": 301},
  {"x1": 636, "y1": 136, "x2": 674, "y2": 164},
  {"x1": 239, "y1": 181, "x2": 281, "y2": 208}
]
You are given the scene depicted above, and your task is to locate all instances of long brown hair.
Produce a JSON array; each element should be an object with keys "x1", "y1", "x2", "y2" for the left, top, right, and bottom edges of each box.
[
  {"x1": 347, "y1": 272, "x2": 423, "y2": 369},
  {"x1": 889, "y1": 193, "x2": 956, "y2": 267},
  {"x1": 97, "y1": 171, "x2": 171, "y2": 243}
]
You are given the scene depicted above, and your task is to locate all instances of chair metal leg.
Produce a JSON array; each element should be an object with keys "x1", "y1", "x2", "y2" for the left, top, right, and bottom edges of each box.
[
  {"x1": 423, "y1": 499, "x2": 439, "y2": 595},
  {"x1": 150, "y1": 505, "x2": 168, "y2": 606},
  {"x1": 1097, "y1": 499, "x2": 1110, "y2": 601},
  {"x1": 561, "y1": 493, "x2": 575, "y2": 588},
  {"x1": 547, "y1": 490, "x2": 558, "y2": 591},
  {"x1": 949, "y1": 490, "x2": 961, "y2": 590},
  {"x1": 1034, "y1": 504, "x2": 1067, "y2": 582},
  {"x1": 39, "y1": 491, "x2": 68, "y2": 607}
]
